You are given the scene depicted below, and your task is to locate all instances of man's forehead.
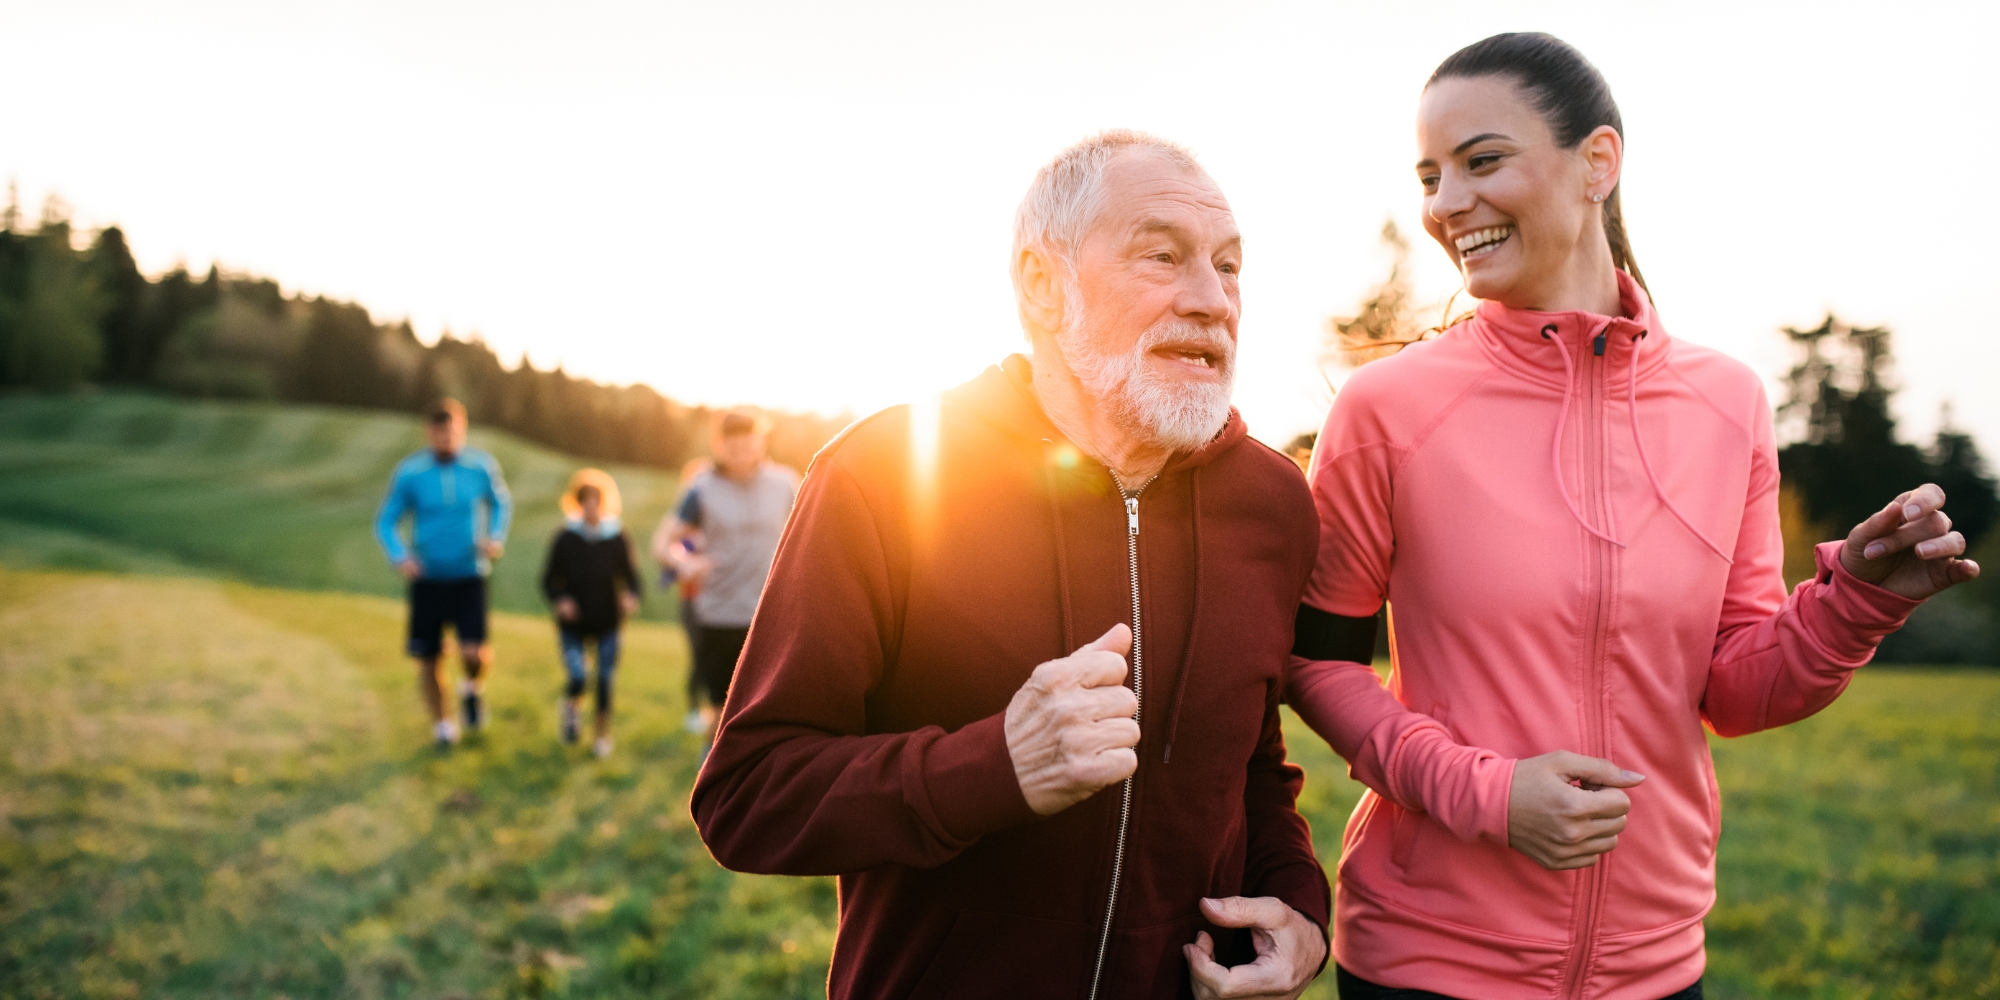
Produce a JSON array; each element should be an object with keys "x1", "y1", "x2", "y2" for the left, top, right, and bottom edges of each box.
[{"x1": 1095, "y1": 152, "x2": 1237, "y2": 238}]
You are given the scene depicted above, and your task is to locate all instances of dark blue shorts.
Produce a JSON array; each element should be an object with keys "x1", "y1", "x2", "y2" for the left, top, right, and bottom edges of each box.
[{"x1": 407, "y1": 577, "x2": 488, "y2": 658}]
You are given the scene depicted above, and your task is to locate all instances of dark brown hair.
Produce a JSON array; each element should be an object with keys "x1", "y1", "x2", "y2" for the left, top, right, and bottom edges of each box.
[
  {"x1": 426, "y1": 397, "x2": 466, "y2": 426},
  {"x1": 1430, "y1": 32, "x2": 1647, "y2": 292}
]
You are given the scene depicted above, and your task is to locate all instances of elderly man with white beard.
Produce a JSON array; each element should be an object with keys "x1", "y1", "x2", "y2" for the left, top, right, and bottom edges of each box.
[{"x1": 692, "y1": 131, "x2": 1331, "y2": 1000}]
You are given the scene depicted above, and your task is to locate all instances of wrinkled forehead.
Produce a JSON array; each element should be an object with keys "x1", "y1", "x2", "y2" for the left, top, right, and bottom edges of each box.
[{"x1": 1088, "y1": 150, "x2": 1238, "y2": 245}]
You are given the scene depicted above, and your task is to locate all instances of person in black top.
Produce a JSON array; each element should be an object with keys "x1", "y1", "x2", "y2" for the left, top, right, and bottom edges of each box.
[{"x1": 541, "y1": 470, "x2": 642, "y2": 757}]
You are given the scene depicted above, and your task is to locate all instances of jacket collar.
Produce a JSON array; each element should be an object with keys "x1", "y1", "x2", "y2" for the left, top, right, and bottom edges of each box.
[
  {"x1": 1468, "y1": 270, "x2": 1673, "y2": 388},
  {"x1": 973, "y1": 353, "x2": 1245, "y2": 477}
]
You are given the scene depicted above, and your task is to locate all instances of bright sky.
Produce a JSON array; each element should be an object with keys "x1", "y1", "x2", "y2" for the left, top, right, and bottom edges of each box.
[{"x1": 6, "y1": 1, "x2": 1996, "y2": 455}]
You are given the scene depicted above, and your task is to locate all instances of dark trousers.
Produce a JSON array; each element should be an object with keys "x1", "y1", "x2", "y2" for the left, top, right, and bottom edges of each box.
[
  {"x1": 1336, "y1": 967, "x2": 1701, "y2": 1000},
  {"x1": 692, "y1": 625, "x2": 750, "y2": 709}
]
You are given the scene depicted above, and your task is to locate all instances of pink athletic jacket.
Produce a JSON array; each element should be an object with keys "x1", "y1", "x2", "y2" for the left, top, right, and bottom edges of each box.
[{"x1": 1288, "y1": 271, "x2": 1921, "y2": 1000}]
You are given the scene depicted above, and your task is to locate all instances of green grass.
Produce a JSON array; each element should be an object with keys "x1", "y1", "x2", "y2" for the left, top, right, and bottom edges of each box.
[
  {"x1": 0, "y1": 391, "x2": 688, "y2": 618},
  {"x1": 3, "y1": 394, "x2": 1996, "y2": 998},
  {"x1": 0, "y1": 568, "x2": 835, "y2": 1000}
]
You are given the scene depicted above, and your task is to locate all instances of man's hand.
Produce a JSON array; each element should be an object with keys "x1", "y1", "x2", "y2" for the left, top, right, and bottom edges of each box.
[
  {"x1": 1184, "y1": 896, "x2": 1325, "y2": 1000},
  {"x1": 397, "y1": 558, "x2": 422, "y2": 581},
  {"x1": 1839, "y1": 483, "x2": 1981, "y2": 600},
  {"x1": 482, "y1": 539, "x2": 506, "y2": 560},
  {"x1": 1004, "y1": 624, "x2": 1140, "y2": 816},
  {"x1": 1507, "y1": 751, "x2": 1644, "y2": 870},
  {"x1": 555, "y1": 597, "x2": 579, "y2": 622}
]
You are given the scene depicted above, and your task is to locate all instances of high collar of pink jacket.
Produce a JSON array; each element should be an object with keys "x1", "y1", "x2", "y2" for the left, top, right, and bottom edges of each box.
[{"x1": 1287, "y1": 268, "x2": 1922, "y2": 1000}]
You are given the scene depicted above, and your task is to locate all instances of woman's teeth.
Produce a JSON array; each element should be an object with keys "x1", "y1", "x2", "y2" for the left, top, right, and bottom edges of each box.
[{"x1": 1455, "y1": 226, "x2": 1513, "y2": 257}]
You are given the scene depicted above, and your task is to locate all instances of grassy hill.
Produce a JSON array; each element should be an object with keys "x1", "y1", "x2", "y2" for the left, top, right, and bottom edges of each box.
[
  {"x1": 2, "y1": 394, "x2": 1997, "y2": 998},
  {"x1": 0, "y1": 392, "x2": 692, "y2": 618}
]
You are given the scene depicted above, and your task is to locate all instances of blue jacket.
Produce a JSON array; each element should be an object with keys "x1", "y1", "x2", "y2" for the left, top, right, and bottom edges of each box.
[{"x1": 374, "y1": 447, "x2": 513, "y2": 580}]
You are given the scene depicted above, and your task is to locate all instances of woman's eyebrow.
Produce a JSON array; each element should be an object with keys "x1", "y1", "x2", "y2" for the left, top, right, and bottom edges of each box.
[{"x1": 1454, "y1": 132, "x2": 1513, "y2": 155}]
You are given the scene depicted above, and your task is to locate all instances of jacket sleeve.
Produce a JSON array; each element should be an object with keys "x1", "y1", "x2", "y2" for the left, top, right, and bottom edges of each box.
[
  {"x1": 1286, "y1": 382, "x2": 1515, "y2": 847},
  {"x1": 690, "y1": 460, "x2": 1040, "y2": 876},
  {"x1": 1701, "y1": 403, "x2": 1920, "y2": 736},
  {"x1": 374, "y1": 468, "x2": 412, "y2": 565},
  {"x1": 540, "y1": 534, "x2": 566, "y2": 604},
  {"x1": 483, "y1": 456, "x2": 513, "y2": 545},
  {"x1": 1241, "y1": 670, "x2": 1333, "y2": 943},
  {"x1": 618, "y1": 532, "x2": 643, "y2": 598}
]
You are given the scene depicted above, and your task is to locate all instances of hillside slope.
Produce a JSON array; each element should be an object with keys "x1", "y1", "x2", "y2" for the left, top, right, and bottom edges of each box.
[{"x1": 0, "y1": 392, "x2": 695, "y2": 617}]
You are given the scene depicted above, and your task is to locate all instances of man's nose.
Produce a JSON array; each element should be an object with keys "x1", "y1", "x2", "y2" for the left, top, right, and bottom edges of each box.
[{"x1": 1175, "y1": 260, "x2": 1234, "y2": 325}]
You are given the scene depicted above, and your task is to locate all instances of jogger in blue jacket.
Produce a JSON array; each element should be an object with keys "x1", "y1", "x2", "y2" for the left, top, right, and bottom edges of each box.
[{"x1": 375, "y1": 398, "x2": 512, "y2": 747}]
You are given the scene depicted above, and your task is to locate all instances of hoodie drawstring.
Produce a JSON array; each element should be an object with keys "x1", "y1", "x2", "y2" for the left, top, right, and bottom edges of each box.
[
  {"x1": 1541, "y1": 325, "x2": 1626, "y2": 549},
  {"x1": 1160, "y1": 470, "x2": 1201, "y2": 764},
  {"x1": 1623, "y1": 332, "x2": 1733, "y2": 564},
  {"x1": 1542, "y1": 324, "x2": 1733, "y2": 564}
]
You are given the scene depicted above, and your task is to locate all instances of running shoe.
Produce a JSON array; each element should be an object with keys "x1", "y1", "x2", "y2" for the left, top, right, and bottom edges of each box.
[
  {"x1": 462, "y1": 687, "x2": 484, "y2": 731},
  {"x1": 684, "y1": 709, "x2": 707, "y2": 734},
  {"x1": 434, "y1": 719, "x2": 459, "y2": 749},
  {"x1": 593, "y1": 735, "x2": 614, "y2": 759},
  {"x1": 560, "y1": 702, "x2": 580, "y2": 745}
]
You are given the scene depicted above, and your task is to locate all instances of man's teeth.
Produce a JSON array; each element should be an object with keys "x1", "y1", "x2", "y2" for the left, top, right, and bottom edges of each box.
[{"x1": 1454, "y1": 226, "x2": 1513, "y2": 256}]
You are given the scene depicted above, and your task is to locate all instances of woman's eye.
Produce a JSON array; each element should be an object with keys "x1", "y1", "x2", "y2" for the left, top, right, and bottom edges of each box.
[
  {"x1": 1469, "y1": 153, "x2": 1501, "y2": 171},
  {"x1": 1419, "y1": 174, "x2": 1439, "y2": 191}
]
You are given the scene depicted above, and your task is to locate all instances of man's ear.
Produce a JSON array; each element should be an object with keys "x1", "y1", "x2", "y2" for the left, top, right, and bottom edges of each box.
[{"x1": 1014, "y1": 245, "x2": 1067, "y2": 338}]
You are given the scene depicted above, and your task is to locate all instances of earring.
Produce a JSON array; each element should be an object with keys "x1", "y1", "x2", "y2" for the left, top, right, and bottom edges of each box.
[{"x1": 1591, "y1": 192, "x2": 1605, "y2": 203}]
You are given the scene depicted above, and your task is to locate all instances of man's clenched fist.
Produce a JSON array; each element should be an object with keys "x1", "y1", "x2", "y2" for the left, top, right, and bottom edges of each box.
[{"x1": 1006, "y1": 624, "x2": 1141, "y2": 816}]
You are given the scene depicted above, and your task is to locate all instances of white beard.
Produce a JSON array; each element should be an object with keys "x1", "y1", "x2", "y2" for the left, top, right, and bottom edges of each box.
[{"x1": 1056, "y1": 290, "x2": 1235, "y2": 453}]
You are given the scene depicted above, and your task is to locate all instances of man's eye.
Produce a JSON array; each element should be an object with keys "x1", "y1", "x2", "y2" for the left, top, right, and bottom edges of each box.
[
  {"x1": 1218, "y1": 262, "x2": 1238, "y2": 275},
  {"x1": 1152, "y1": 253, "x2": 1174, "y2": 263}
]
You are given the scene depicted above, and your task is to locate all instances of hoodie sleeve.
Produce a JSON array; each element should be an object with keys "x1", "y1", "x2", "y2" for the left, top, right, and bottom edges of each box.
[
  {"x1": 1286, "y1": 378, "x2": 1515, "y2": 847},
  {"x1": 691, "y1": 460, "x2": 1040, "y2": 876},
  {"x1": 375, "y1": 464, "x2": 413, "y2": 565},
  {"x1": 1241, "y1": 668, "x2": 1333, "y2": 943},
  {"x1": 1702, "y1": 397, "x2": 1920, "y2": 736}
]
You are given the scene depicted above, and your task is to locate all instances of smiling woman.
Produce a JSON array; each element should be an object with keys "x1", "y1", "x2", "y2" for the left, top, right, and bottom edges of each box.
[{"x1": 1285, "y1": 31, "x2": 1980, "y2": 1000}]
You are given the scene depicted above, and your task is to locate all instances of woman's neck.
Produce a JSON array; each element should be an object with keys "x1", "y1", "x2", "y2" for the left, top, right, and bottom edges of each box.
[{"x1": 1506, "y1": 233, "x2": 1623, "y2": 316}]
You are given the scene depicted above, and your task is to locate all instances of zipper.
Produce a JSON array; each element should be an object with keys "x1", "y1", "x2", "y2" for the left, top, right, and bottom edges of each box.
[
  {"x1": 1087, "y1": 470, "x2": 1155, "y2": 1000},
  {"x1": 1559, "y1": 329, "x2": 1615, "y2": 1000}
]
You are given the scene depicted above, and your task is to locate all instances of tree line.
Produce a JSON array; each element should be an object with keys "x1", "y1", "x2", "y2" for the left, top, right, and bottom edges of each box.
[{"x1": 0, "y1": 195, "x2": 848, "y2": 472}]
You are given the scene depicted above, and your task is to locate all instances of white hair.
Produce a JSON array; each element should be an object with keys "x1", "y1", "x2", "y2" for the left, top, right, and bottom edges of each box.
[{"x1": 1011, "y1": 129, "x2": 1203, "y2": 285}]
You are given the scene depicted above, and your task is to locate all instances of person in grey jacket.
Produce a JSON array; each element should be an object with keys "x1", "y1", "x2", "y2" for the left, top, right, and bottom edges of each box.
[{"x1": 656, "y1": 410, "x2": 799, "y2": 743}]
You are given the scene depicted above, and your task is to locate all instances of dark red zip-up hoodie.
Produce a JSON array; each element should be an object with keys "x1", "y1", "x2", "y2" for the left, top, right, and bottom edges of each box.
[{"x1": 691, "y1": 356, "x2": 1330, "y2": 1000}]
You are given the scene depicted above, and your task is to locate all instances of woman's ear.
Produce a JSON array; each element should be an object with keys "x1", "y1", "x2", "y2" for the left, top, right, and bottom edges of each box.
[
  {"x1": 1581, "y1": 124, "x2": 1623, "y2": 202},
  {"x1": 1013, "y1": 245, "x2": 1068, "y2": 338}
]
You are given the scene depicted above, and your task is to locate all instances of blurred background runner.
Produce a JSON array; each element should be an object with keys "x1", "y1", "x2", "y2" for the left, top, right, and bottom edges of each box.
[
  {"x1": 373, "y1": 398, "x2": 512, "y2": 748},
  {"x1": 542, "y1": 469, "x2": 642, "y2": 758},
  {"x1": 655, "y1": 411, "x2": 799, "y2": 745},
  {"x1": 655, "y1": 456, "x2": 714, "y2": 735}
]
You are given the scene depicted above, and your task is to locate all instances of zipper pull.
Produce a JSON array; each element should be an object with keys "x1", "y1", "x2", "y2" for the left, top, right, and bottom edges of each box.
[
  {"x1": 1592, "y1": 330, "x2": 1608, "y2": 356},
  {"x1": 1125, "y1": 496, "x2": 1139, "y2": 536}
]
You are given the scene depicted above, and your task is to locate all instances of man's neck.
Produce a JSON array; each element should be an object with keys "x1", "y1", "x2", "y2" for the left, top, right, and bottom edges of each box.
[
  {"x1": 433, "y1": 448, "x2": 456, "y2": 465},
  {"x1": 1029, "y1": 349, "x2": 1171, "y2": 487}
]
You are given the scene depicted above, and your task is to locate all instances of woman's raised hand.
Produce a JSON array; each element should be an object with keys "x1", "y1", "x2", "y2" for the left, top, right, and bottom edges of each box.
[{"x1": 1839, "y1": 484, "x2": 1981, "y2": 600}]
